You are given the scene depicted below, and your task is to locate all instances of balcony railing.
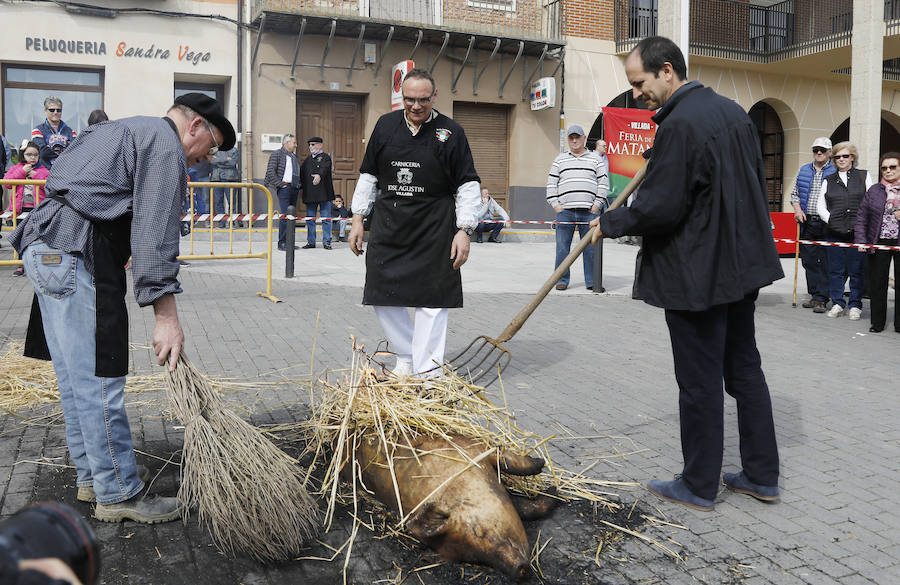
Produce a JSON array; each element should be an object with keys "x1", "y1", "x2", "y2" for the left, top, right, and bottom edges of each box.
[
  {"x1": 615, "y1": 0, "x2": 900, "y2": 63},
  {"x1": 253, "y1": 0, "x2": 564, "y2": 42}
]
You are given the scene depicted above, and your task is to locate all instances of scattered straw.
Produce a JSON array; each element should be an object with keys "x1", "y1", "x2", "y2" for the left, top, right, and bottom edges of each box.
[
  {"x1": 165, "y1": 354, "x2": 319, "y2": 562},
  {"x1": 295, "y1": 343, "x2": 665, "y2": 581}
]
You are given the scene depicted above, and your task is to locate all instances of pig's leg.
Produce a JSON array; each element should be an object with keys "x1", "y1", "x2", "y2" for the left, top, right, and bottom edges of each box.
[
  {"x1": 498, "y1": 452, "x2": 545, "y2": 476},
  {"x1": 509, "y1": 489, "x2": 559, "y2": 521}
]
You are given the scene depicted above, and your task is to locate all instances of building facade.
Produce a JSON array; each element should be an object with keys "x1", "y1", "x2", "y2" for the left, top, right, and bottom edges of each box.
[
  {"x1": 562, "y1": 0, "x2": 900, "y2": 211},
  {"x1": 0, "y1": 1, "x2": 240, "y2": 152}
]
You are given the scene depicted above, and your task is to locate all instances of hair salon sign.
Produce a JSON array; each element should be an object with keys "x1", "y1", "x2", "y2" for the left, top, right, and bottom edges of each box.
[{"x1": 25, "y1": 37, "x2": 212, "y2": 66}]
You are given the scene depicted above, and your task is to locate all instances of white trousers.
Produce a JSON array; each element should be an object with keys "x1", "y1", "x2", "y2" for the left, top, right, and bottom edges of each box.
[{"x1": 374, "y1": 306, "x2": 448, "y2": 376}]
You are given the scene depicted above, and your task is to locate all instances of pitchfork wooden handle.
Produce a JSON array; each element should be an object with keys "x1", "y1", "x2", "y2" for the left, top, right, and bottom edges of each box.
[{"x1": 495, "y1": 164, "x2": 647, "y2": 343}]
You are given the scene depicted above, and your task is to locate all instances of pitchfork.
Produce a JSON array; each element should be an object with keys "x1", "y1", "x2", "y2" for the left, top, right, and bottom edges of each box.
[{"x1": 447, "y1": 164, "x2": 647, "y2": 385}]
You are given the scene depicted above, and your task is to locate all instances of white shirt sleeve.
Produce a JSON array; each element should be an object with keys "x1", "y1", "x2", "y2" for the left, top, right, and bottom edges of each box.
[
  {"x1": 351, "y1": 172, "x2": 378, "y2": 216},
  {"x1": 455, "y1": 180, "x2": 481, "y2": 228},
  {"x1": 865, "y1": 171, "x2": 874, "y2": 191},
  {"x1": 282, "y1": 155, "x2": 293, "y2": 184},
  {"x1": 817, "y1": 180, "x2": 829, "y2": 224}
]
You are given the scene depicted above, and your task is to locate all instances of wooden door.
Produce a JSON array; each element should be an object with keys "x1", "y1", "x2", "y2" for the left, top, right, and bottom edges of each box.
[
  {"x1": 297, "y1": 92, "x2": 364, "y2": 212},
  {"x1": 452, "y1": 102, "x2": 510, "y2": 209}
]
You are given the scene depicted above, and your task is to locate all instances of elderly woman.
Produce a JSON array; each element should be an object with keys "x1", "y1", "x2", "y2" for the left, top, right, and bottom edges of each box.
[
  {"x1": 816, "y1": 141, "x2": 873, "y2": 319},
  {"x1": 854, "y1": 152, "x2": 900, "y2": 332}
]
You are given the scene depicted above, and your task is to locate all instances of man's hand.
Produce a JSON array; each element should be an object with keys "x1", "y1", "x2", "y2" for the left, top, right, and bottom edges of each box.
[
  {"x1": 20, "y1": 558, "x2": 84, "y2": 585},
  {"x1": 450, "y1": 230, "x2": 470, "y2": 269},
  {"x1": 349, "y1": 214, "x2": 365, "y2": 256},
  {"x1": 553, "y1": 205, "x2": 563, "y2": 213},
  {"x1": 792, "y1": 203, "x2": 806, "y2": 223},
  {"x1": 590, "y1": 204, "x2": 599, "y2": 215},
  {"x1": 152, "y1": 294, "x2": 184, "y2": 371},
  {"x1": 589, "y1": 217, "x2": 604, "y2": 245},
  {"x1": 312, "y1": 174, "x2": 321, "y2": 185}
]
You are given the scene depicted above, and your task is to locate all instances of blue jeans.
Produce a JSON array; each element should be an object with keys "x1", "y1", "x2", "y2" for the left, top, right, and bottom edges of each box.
[
  {"x1": 213, "y1": 180, "x2": 240, "y2": 228},
  {"x1": 555, "y1": 208, "x2": 598, "y2": 287},
  {"x1": 826, "y1": 231, "x2": 865, "y2": 309},
  {"x1": 277, "y1": 186, "x2": 299, "y2": 247},
  {"x1": 799, "y1": 217, "x2": 830, "y2": 302},
  {"x1": 475, "y1": 221, "x2": 503, "y2": 241},
  {"x1": 22, "y1": 241, "x2": 143, "y2": 504},
  {"x1": 187, "y1": 185, "x2": 208, "y2": 215},
  {"x1": 306, "y1": 200, "x2": 333, "y2": 245}
]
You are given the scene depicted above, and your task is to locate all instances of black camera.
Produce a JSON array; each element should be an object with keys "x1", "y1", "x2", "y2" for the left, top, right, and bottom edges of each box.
[{"x1": 0, "y1": 502, "x2": 100, "y2": 585}]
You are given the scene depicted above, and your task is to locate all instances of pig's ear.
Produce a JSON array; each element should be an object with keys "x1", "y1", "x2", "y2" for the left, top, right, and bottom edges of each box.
[{"x1": 408, "y1": 501, "x2": 450, "y2": 540}]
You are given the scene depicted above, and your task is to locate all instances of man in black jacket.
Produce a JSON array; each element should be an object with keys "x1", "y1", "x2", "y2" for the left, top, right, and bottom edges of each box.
[
  {"x1": 591, "y1": 36, "x2": 784, "y2": 511},
  {"x1": 299, "y1": 137, "x2": 335, "y2": 249}
]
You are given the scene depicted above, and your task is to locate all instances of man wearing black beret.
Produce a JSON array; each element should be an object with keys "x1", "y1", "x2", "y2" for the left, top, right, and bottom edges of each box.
[
  {"x1": 299, "y1": 136, "x2": 336, "y2": 249},
  {"x1": 10, "y1": 92, "x2": 235, "y2": 524}
]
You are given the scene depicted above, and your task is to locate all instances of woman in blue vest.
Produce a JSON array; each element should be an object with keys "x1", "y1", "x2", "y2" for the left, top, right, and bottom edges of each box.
[{"x1": 816, "y1": 142, "x2": 873, "y2": 320}]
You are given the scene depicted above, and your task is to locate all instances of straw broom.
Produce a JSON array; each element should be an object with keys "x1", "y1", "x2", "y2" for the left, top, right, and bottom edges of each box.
[{"x1": 165, "y1": 354, "x2": 319, "y2": 562}]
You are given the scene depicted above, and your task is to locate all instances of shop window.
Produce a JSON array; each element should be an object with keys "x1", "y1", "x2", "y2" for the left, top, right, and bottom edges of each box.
[
  {"x1": 2, "y1": 64, "x2": 103, "y2": 149},
  {"x1": 174, "y1": 82, "x2": 224, "y2": 104}
]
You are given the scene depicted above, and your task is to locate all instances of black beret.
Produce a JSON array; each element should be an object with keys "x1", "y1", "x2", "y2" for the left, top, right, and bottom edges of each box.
[
  {"x1": 307, "y1": 136, "x2": 324, "y2": 144},
  {"x1": 174, "y1": 92, "x2": 236, "y2": 151}
]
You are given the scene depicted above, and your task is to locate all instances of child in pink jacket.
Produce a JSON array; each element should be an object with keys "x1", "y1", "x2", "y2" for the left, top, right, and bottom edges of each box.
[{"x1": 4, "y1": 141, "x2": 49, "y2": 216}]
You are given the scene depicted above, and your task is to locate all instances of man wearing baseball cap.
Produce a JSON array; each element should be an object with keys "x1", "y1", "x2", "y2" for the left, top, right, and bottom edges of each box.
[
  {"x1": 790, "y1": 136, "x2": 836, "y2": 312},
  {"x1": 545, "y1": 124, "x2": 609, "y2": 290},
  {"x1": 10, "y1": 92, "x2": 235, "y2": 524}
]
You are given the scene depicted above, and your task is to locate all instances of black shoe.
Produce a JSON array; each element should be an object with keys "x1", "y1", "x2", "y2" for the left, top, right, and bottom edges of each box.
[
  {"x1": 869, "y1": 326, "x2": 884, "y2": 333},
  {"x1": 812, "y1": 301, "x2": 827, "y2": 313},
  {"x1": 323, "y1": 243, "x2": 332, "y2": 250},
  {"x1": 178, "y1": 260, "x2": 191, "y2": 268},
  {"x1": 488, "y1": 236, "x2": 500, "y2": 243},
  {"x1": 474, "y1": 236, "x2": 483, "y2": 243},
  {"x1": 801, "y1": 300, "x2": 814, "y2": 309},
  {"x1": 277, "y1": 244, "x2": 286, "y2": 251},
  {"x1": 302, "y1": 243, "x2": 315, "y2": 249},
  {"x1": 13, "y1": 266, "x2": 24, "y2": 277},
  {"x1": 339, "y1": 236, "x2": 347, "y2": 242}
]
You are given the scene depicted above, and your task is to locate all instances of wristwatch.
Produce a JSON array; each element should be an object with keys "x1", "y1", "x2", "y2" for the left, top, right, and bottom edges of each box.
[{"x1": 459, "y1": 226, "x2": 474, "y2": 236}]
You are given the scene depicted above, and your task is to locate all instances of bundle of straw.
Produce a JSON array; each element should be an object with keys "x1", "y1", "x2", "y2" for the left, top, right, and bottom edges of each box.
[
  {"x1": 166, "y1": 354, "x2": 319, "y2": 562},
  {"x1": 0, "y1": 342, "x2": 59, "y2": 413},
  {"x1": 305, "y1": 348, "x2": 631, "y2": 537}
]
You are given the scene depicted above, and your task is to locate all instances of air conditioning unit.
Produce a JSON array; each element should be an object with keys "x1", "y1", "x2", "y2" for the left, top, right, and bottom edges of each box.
[{"x1": 260, "y1": 133, "x2": 283, "y2": 152}]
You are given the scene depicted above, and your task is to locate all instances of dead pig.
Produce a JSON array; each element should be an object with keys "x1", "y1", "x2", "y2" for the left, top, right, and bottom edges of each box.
[{"x1": 353, "y1": 434, "x2": 556, "y2": 582}]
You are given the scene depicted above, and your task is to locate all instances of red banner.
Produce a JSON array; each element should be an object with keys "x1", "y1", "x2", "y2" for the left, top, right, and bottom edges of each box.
[{"x1": 602, "y1": 107, "x2": 657, "y2": 200}]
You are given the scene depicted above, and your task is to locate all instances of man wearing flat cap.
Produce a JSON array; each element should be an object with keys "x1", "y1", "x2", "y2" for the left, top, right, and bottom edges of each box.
[
  {"x1": 299, "y1": 136, "x2": 335, "y2": 249},
  {"x1": 10, "y1": 92, "x2": 235, "y2": 524},
  {"x1": 545, "y1": 124, "x2": 609, "y2": 291}
]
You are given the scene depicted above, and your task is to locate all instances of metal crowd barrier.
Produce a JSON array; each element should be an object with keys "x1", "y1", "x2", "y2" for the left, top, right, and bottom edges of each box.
[{"x1": 0, "y1": 179, "x2": 280, "y2": 303}]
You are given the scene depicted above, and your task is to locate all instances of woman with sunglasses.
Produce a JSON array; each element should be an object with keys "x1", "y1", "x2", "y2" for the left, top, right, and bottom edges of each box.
[
  {"x1": 854, "y1": 152, "x2": 900, "y2": 332},
  {"x1": 815, "y1": 142, "x2": 873, "y2": 319}
]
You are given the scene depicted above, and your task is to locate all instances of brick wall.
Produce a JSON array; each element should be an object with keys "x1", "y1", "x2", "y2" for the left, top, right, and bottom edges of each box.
[
  {"x1": 443, "y1": 0, "x2": 543, "y2": 37},
  {"x1": 563, "y1": 0, "x2": 613, "y2": 41}
]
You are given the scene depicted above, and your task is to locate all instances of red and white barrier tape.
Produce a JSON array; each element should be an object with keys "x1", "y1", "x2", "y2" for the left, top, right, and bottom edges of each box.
[
  {"x1": 773, "y1": 238, "x2": 900, "y2": 252},
  {"x1": 2, "y1": 210, "x2": 897, "y2": 250}
]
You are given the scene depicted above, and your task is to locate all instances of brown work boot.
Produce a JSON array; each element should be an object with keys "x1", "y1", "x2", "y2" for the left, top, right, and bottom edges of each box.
[{"x1": 94, "y1": 493, "x2": 182, "y2": 524}]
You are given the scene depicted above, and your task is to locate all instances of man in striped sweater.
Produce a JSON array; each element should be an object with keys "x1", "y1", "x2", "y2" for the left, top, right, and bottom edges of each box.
[{"x1": 546, "y1": 125, "x2": 609, "y2": 290}]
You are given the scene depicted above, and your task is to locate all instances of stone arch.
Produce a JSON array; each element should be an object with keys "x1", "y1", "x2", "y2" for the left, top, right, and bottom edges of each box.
[
  {"x1": 830, "y1": 113, "x2": 900, "y2": 156},
  {"x1": 749, "y1": 97, "x2": 799, "y2": 212}
]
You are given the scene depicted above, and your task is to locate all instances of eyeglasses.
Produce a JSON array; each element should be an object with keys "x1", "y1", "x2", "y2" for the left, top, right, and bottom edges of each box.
[
  {"x1": 881, "y1": 164, "x2": 899, "y2": 171},
  {"x1": 402, "y1": 95, "x2": 434, "y2": 106},
  {"x1": 833, "y1": 154, "x2": 853, "y2": 159},
  {"x1": 201, "y1": 118, "x2": 220, "y2": 156},
  {"x1": 812, "y1": 147, "x2": 828, "y2": 154},
  {"x1": 46, "y1": 108, "x2": 62, "y2": 113}
]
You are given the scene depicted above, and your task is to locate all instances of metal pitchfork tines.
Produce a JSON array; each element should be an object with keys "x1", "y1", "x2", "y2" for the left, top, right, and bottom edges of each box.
[{"x1": 448, "y1": 164, "x2": 647, "y2": 385}]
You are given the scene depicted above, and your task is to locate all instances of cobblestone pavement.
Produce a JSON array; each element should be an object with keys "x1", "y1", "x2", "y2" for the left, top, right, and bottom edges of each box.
[{"x1": 0, "y1": 236, "x2": 897, "y2": 585}]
